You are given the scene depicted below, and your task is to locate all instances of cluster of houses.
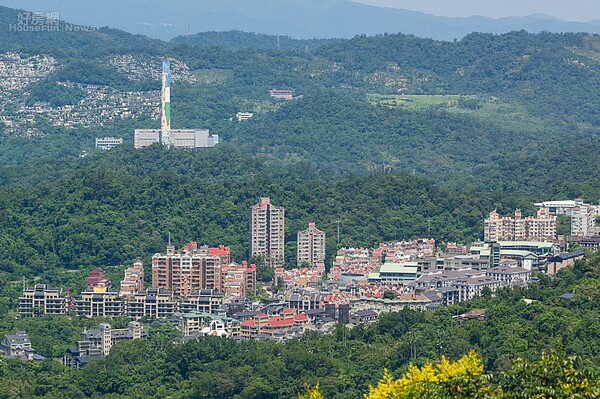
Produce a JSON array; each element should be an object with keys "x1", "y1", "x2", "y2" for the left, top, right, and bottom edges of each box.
[
  {"x1": 108, "y1": 55, "x2": 197, "y2": 84},
  {"x1": 8, "y1": 198, "x2": 597, "y2": 364},
  {"x1": 0, "y1": 52, "x2": 202, "y2": 136}
]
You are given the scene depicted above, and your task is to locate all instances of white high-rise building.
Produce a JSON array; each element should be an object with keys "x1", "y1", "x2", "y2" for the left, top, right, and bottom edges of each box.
[
  {"x1": 249, "y1": 197, "x2": 285, "y2": 268},
  {"x1": 571, "y1": 205, "x2": 597, "y2": 236},
  {"x1": 297, "y1": 222, "x2": 326, "y2": 267}
]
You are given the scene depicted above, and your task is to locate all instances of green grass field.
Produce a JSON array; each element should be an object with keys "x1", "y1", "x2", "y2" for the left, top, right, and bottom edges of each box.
[
  {"x1": 367, "y1": 94, "x2": 470, "y2": 110},
  {"x1": 368, "y1": 93, "x2": 548, "y2": 132}
]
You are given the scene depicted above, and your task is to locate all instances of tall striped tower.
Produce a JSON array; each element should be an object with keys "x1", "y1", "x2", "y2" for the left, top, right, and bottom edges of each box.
[{"x1": 161, "y1": 61, "x2": 172, "y2": 148}]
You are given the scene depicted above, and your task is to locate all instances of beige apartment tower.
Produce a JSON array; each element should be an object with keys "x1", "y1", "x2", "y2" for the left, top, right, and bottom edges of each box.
[
  {"x1": 297, "y1": 222, "x2": 326, "y2": 267},
  {"x1": 250, "y1": 197, "x2": 285, "y2": 267},
  {"x1": 484, "y1": 209, "x2": 556, "y2": 242}
]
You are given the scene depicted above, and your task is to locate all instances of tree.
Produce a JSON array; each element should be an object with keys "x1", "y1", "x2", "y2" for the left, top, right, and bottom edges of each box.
[
  {"x1": 499, "y1": 353, "x2": 600, "y2": 399},
  {"x1": 364, "y1": 351, "x2": 500, "y2": 399},
  {"x1": 383, "y1": 291, "x2": 395, "y2": 300},
  {"x1": 298, "y1": 384, "x2": 324, "y2": 399}
]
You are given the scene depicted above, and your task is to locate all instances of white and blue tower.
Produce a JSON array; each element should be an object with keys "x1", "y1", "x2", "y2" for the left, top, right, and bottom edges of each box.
[{"x1": 161, "y1": 61, "x2": 172, "y2": 148}]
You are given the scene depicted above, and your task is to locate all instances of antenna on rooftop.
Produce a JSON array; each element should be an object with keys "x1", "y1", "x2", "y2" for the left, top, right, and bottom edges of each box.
[{"x1": 168, "y1": 232, "x2": 172, "y2": 247}]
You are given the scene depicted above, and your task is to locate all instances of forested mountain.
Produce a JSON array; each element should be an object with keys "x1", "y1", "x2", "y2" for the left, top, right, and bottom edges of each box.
[
  {"x1": 171, "y1": 31, "x2": 340, "y2": 51},
  {"x1": 0, "y1": 6, "x2": 599, "y2": 272},
  {"x1": 0, "y1": 144, "x2": 517, "y2": 280},
  {"x1": 0, "y1": 7, "x2": 166, "y2": 58},
  {"x1": 2, "y1": 13, "x2": 600, "y2": 196}
]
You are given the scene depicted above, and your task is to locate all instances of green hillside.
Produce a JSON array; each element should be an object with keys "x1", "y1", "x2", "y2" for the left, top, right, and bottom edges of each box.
[
  {"x1": 0, "y1": 144, "x2": 518, "y2": 279},
  {"x1": 1, "y1": 18, "x2": 599, "y2": 196},
  {"x1": 0, "y1": 6, "x2": 599, "y2": 274},
  {"x1": 171, "y1": 30, "x2": 340, "y2": 51}
]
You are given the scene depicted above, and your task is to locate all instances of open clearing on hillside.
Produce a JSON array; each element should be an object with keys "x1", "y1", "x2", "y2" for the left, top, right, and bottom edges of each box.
[
  {"x1": 367, "y1": 94, "x2": 473, "y2": 110},
  {"x1": 368, "y1": 94, "x2": 548, "y2": 132}
]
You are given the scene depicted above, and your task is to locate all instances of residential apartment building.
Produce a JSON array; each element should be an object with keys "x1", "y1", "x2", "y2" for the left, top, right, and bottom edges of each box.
[
  {"x1": 535, "y1": 198, "x2": 595, "y2": 216},
  {"x1": 179, "y1": 289, "x2": 225, "y2": 314},
  {"x1": 222, "y1": 261, "x2": 257, "y2": 297},
  {"x1": 74, "y1": 288, "x2": 125, "y2": 318},
  {"x1": 126, "y1": 288, "x2": 178, "y2": 319},
  {"x1": 486, "y1": 266, "x2": 531, "y2": 283},
  {"x1": 18, "y1": 284, "x2": 67, "y2": 317},
  {"x1": 571, "y1": 204, "x2": 597, "y2": 236},
  {"x1": 286, "y1": 290, "x2": 327, "y2": 311},
  {"x1": 297, "y1": 222, "x2": 326, "y2": 267},
  {"x1": 249, "y1": 197, "x2": 285, "y2": 267},
  {"x1": 484, "y1": 209, "x2": 556, "y2": 242},
  {"x1": 415, "y1": 269, "x2": 507, "y2": 303},
  {"x1": 151, "y1": 242, "x2": 229, "y2": 297},
  {"x1": 120, "y1": 261, "x2": 144, "y2": 298},
  {"x1": 453, "y1": 276, "x2": 504, "y2": 302}
]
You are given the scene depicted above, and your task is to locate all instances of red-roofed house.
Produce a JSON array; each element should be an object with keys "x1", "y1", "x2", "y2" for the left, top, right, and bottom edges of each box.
[{"x1": 240, "y1": 309, "x2": 309, "y2": 339}]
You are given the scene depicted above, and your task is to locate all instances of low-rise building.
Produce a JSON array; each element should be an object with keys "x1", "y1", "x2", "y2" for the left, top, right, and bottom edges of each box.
[
  {"x1": 454, "y1": 276, "x2": 503, "y2": 302},
  {"x1": 236, "y1": 112, "x2": 254, "y2": 121},
  {"x1": 64, "y1": 322, "x2": 146, "y2": 368},
  {"x1": 486, "y1": 266, "x2": 531, "y2": 283},
  {"x1": 126, "y1": 288, "x2": 177, "y2": 319},
  {"x1": 350, "y1": 310, "x2": 378, "y2": 324},
  {"x1": 74, "y1": 288, "x2": 125, "y2": 318},
  {"x1": 547, "y1": 249, "x2": 586, "y2": 274},
  {"x1": 269, "y1": 89, "x2": 294, "y2": 100},
  {"x1": 368, "y1": 263, "x2": 418, "y2": 283},
  {"x1": 240, "y1": 309, "x2": 309, "y2": 339},
  {"x1": 1, "y1": 331, "x2": 44, "y2": 361},
  {"x1": 179, "y1": 311, "x2": 240, "y2": 337},
  {"x1": 87, "y1": 268, "x2": 111, "y2": 290},
  {"x1": 134, "y1": 129, "x2": 218, "y2": 149},
  {"x1": 568, "y1": 235, "x2": 600, "y2": 251},
  {"x1": 18, "y1": 284, "x2": 67, "y2": 317},
  {"x1": 179, "y1": 289, "x2": 225, "y2": 314},
  {"x1": 95, "y1": 137, "x2": 123, "y2": 150}
]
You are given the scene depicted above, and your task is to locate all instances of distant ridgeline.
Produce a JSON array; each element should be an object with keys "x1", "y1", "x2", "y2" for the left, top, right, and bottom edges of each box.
[{"x1": 171, "y1": 30, "x2": 340, "y2": 51}]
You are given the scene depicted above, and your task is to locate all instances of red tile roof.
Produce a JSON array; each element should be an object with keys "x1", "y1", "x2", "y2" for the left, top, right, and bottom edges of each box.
[
  {"x1": 294, "y1": 314, "x2": 308, "y2": 322},
  {"x1": 269, "y1": 319, "x2": 295, "y2": 327}
]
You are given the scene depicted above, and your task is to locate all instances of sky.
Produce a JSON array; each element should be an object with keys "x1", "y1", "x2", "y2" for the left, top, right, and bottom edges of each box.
[{"x1": 354, "y1": 0, "x2": 600, "y2": 22}]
